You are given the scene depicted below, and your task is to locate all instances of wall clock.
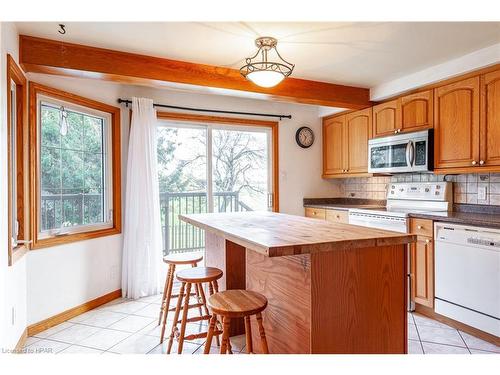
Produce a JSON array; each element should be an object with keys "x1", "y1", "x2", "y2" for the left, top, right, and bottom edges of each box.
[{"x1": 295, "y1": 126, "x2": 314, "y2": 148}]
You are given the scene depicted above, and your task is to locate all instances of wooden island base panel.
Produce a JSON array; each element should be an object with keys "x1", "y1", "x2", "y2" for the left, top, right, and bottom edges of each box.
[{"x1": 180, "y1": 211, "x2": 415, "y2": 354}]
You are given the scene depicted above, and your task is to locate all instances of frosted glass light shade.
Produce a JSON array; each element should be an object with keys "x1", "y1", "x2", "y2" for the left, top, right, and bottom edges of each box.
[{"x1": 246, "y1": 70, "x2": 285, "y2": 88}]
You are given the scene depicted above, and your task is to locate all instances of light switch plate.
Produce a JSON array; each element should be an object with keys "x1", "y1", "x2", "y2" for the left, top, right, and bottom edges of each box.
[{"x1": 478, "y1": 185, "x2": 487, "y2": 200}]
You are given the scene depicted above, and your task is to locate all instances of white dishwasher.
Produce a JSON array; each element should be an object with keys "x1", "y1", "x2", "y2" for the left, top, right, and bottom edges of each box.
[{"x1": 434, "y1": 222, "x2": 500, "y2": 337}]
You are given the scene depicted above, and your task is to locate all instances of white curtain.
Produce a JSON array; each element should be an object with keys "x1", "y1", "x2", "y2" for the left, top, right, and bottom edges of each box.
[{"x1": 122, "y1": 97, "x2": 163, "y2": 299}]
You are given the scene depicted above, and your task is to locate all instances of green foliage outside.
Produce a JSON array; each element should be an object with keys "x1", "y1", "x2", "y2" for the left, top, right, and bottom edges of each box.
[{"x1": 40, "y1": 105, "x2": 105, "y2": 231}]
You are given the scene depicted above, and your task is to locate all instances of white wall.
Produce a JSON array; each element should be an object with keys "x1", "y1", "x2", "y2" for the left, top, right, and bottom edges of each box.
[
  {"x1": 370, "y1": 42, "x2": 500, "y2": 101},
  {"x1": 0, "y1": 22, "x2": 28, "y2": 350}
]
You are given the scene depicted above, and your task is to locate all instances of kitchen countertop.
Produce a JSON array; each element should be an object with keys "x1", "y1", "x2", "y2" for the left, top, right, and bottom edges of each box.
[
  {"x1": 180, "y1": 211, "x2": 415, "y2": 257},
  {"x1": 304, "y1": 198, "x2": 500, "y2": 229},
  {"x1": 305, "y1": 203, "x2": 385, "y2": 210},
  {"x1": 408, "y1": 211, "x2": 500, "y2": 229}
]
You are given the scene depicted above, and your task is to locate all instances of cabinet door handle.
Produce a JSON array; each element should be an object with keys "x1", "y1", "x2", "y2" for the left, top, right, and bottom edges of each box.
[
  {"x1": 472, "y1": 160, "x2": 477, "y2": 166},
  {"x1": 425, "y1": 239, "x2": 431, "y2": 244},
  {"x1": 394, "y1": 130, "x2": 398, "y2": 134},
  {"x1": 479, "y1": 160, "x2": 485, "y2": 165}
]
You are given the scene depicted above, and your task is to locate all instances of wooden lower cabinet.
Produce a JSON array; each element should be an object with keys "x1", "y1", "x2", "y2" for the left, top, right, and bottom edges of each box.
[
  {"x1": 325, "y1": 209, "x2": 349, "y2": 224},
  {"x1": 305, "y1": 207, "x2": 326, "y2": 219},
  {"x1": 409, "y1": 218, "x2": 434, "y2": 308}
]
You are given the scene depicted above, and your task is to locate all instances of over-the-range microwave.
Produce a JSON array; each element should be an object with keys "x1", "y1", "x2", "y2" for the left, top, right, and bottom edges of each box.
[{"x1": 368, "y1": 129, "x2": 433, "y2": 174}]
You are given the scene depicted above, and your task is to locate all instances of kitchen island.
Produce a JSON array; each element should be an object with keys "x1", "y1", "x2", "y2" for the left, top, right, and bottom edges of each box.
[{"x1": 180, "y1": 211, "x2": 416, "y2": 354}]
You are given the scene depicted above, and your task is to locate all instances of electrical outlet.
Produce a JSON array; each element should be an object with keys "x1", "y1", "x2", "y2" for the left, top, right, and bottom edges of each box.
[
  {"x1": 109, "y1": 265, "x2": 119, "y2": 281},
  {"x1": 478, "y1": 185, "x2": 487, "y2": 200}
]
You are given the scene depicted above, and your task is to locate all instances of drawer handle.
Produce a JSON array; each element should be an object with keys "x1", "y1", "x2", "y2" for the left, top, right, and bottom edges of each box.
[
  {"x1": 417, "y1": 225, "x2": 423, "y2": 230},
  {"x1": 336, "y1": 215, "x2": 340, "y2": 219}
]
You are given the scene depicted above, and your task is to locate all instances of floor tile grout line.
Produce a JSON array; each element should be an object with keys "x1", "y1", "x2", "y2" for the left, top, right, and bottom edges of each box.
[
  {"x1": 410, "y1": 313, "x2": 426, "y2": 354},
  {"x1": 456, "y1": 330, "x2": 472, "y2": 354},
  {"x1": 97, "y1": 329, "x2": 145, "y2": 354},
  {"x1": 420, "y1": 339, "x2": 472, "y2": 350}
]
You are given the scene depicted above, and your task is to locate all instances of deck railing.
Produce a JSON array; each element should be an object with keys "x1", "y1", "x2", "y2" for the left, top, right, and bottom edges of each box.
[
  {"x1": 159, "y1": 191, "x2": 251, "y2": 255},
  {"x1": 40, "y1": 191, "x2": 251, "y2": 255}
]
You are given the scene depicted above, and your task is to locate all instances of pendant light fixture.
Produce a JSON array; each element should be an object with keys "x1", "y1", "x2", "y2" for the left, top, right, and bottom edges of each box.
[{"x1": 240, "y1": 37, "x2": 294, "y2": 88}]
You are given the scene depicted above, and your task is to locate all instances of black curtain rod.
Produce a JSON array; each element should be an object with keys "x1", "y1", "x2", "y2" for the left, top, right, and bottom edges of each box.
[{"x1": 117, "y1": 98, "x2": 292, "y2": 120}]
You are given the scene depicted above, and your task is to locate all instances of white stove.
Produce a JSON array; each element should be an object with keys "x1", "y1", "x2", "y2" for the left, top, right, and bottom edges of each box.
[
  {"x1": 349, "y1": 182, "x2": 453, "y2": 233},
  {"x1": 348, "y1": 182, "x2": 453, "y2": 312}
]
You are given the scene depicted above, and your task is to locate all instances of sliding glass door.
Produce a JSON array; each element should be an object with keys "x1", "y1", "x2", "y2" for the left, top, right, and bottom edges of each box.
[{"x1": 157, "y1": 120, "x2": 273, "y2": 255}]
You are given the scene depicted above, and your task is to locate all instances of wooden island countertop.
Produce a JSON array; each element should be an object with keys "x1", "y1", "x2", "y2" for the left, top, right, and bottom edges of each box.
[
  {"x1": 180, "y1": 211, "x2": 415, "y2": 257},
  {"x1": 179, "y1": 211, "x2": 415, "y2": 354}
]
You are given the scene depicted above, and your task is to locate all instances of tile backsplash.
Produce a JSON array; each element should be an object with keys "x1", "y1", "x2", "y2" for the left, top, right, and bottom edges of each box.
[{"x1": 337, "y1": 173, "x2": 500, "y2": 206}]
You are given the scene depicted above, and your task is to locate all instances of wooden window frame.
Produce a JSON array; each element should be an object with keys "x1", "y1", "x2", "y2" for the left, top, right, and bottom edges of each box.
[
  {"x1": 7, "y1": 54, "x2": 28, "y2": 265},
  {"x1": 29, "y1": 82, "x2": 122, "y2": 250},
  {"x1": 156, "y1": 111, "x2": 279, "y2": 212}
]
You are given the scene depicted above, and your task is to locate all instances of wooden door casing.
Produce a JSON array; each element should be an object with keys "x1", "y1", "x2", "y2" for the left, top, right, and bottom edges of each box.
[{"x1": 434, "y1": 76, "x2": 480, "y2": 170}]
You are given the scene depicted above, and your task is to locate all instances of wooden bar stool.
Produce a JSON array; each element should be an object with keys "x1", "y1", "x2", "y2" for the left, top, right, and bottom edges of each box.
[
  {"x1": 159, "y1": 252, "x2": 204, "y2": 343},
  {"x1": 167, "y1": 267, "x2": 224, "y2": 354},
  {"x1": 204, "y1": 290, "x2": 269, "y2": 354}
]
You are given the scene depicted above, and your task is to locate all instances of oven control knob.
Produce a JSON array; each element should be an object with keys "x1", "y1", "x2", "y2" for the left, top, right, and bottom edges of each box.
[
  {"x1": 399, "y1": 188, "x2": 404, "y2": 192},
  {"x1": 425, "y1": 188, "x2": 430, "y2": 192},
  {"x1": 435, "y1": 191, "x2": 440, "y2": 195},
  {"x1": 436, "y1": 185, "x2": 441, "y2": 189}
]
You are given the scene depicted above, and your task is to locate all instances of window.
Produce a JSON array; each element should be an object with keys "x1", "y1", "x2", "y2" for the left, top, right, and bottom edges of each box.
[
  {"x1": 30, "y1": 83, "x2": 121, "y2": 249},
  {"x1": 7, "y1": 55, "x2": 27, "y2": 265},
  {"x1": 156, "y1": 112, "x2": 278, "y2": 255}
]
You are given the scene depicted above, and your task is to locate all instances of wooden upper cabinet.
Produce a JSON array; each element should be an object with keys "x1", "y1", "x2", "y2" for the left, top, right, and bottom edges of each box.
[
  {"x1": 323, "y1": 115, "x2": 346, "y2": 176},
  {"x1": 372, "y1": 99, "x2": 400, "y2": 137},
  {"x1": 480, "y1": 69, "x2": 500, "y2": 167},
  {"x1": 346, "y1": 108, "x2": 372, "y2": 173},
  {"x1": 400, "y1": 90, "x2": 433, "y2": 131},
  {"x1": 434, "y1": 76, "x2": 480, "y2": 170}
]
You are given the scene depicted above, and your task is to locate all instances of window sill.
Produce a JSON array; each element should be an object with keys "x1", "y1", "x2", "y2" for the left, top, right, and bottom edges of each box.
[
  {"x1": 31, "y1": 226, "x2": 121, "y2": 250},
  {"x1": 10, "y1": 245, "x2": 28, "y2": 265}
]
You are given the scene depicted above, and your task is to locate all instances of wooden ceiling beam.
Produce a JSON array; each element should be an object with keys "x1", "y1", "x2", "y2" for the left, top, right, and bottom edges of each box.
[{"x1": 19, "y1": 35, "x2": 371, "y2": 109}]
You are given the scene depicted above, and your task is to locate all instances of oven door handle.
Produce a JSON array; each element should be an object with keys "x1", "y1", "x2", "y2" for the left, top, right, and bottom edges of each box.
[{"x1": 406, "y1": 141, "x2": 415, "y2": 167}]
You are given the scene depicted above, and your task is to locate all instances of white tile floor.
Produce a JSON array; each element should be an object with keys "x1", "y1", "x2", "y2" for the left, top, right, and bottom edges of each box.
[{"x1": 22, "y1": 294, "x2": 499, "y2": 354}]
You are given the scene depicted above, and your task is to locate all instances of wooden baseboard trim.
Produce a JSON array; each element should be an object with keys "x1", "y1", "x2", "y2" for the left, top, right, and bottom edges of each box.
[
  {"x1": 27, "y1": 289, "x2": 122, "y2": 337},
  {"x1": 415, "y1": 304, "x2": 500, "y2": 347},
  {"x1": 14, "y1": 327, "x2": 28, "y2": 352}
]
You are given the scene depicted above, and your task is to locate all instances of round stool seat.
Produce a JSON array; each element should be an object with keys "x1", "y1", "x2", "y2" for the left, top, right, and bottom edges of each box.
[
  {"x1": 163, "y1": 252, "x2": 203, "y2": 265},
  {"x1": 208, "y1": 290, "x2": 268, "y2": 318},
  {"x1": 176, "y1": 267, "x2": 223, "y2": 283}
]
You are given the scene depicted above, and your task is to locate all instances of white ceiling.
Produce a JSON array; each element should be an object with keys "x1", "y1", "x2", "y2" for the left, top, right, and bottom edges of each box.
[{"x1": 16, "y1": 22, "x2": 500, "y2": 88}]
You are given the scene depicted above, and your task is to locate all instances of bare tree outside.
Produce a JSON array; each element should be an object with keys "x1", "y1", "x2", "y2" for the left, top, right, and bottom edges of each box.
[{"x1": 156, "y1": 124, "x2": 270, "y2": 254}]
